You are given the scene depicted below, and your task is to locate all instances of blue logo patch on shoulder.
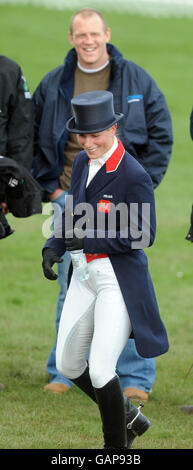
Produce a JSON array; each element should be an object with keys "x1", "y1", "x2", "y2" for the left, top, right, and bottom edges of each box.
[{"x1": 127, "y1": 95, "x2": 143, "y2": 103}]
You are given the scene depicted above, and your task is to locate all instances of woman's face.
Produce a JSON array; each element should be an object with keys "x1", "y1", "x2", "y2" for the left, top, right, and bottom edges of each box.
[{"x1": 77, "y1": 125, "x2": 117, "y2": 159}]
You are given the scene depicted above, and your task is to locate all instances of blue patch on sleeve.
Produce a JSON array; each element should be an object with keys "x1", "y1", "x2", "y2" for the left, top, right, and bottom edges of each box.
[{"x1": 127, "y1": 95, "x2": 143, "y2": 103}]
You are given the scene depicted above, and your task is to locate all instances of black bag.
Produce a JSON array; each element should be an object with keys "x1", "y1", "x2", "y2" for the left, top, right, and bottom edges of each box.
[{"x1": 0, "y1": 156, "x2": 42, "y2": 218}]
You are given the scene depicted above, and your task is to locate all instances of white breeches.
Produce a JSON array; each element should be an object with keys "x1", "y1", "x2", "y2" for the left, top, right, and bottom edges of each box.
[{"x1": 56, "y1": 258, "x2": 132, "y2": 389}]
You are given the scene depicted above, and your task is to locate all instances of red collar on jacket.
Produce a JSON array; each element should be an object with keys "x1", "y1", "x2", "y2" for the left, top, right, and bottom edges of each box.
[
  {"x1": 88, "y1": 138, "x2": 125, "y2": 173},
  {"x1": 106, "y1": 138, "x2": 125, "y2": 173}
]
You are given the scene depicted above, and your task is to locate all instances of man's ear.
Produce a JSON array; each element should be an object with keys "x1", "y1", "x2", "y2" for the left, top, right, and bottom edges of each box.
[
  {"x1": 105, "y1": 27, "x2": 111, "y2": 43},
  {"x1": 68, "y1": 32, "x2": 74, "y2": 47}
]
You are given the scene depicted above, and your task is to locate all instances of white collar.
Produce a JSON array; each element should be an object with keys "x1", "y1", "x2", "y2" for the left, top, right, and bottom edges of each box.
[{"x1": 77, "y1": 60, "x2": 110, "y2": 74}]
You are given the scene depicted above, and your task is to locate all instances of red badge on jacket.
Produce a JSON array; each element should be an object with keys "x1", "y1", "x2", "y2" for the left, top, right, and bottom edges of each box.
[{"x1": 98, "y1": 200, "x2": 111, "y2": 213}]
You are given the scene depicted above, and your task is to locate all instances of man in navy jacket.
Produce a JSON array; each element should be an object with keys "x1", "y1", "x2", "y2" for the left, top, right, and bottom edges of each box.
[{"x1": 33, "y1": 8, "x2": 173, "y2": 399}]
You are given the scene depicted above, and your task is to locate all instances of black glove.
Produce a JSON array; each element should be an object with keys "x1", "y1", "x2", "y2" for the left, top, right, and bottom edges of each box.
[
  {"x1": 0, "y1": 207, "x2": 14, "y2": 239},
  {"x1": 42, "y1": 247, "x2": 63, "y2": 280},
  {"x1": 65, "y1": 230, "x2": 84, "y2": 251}
]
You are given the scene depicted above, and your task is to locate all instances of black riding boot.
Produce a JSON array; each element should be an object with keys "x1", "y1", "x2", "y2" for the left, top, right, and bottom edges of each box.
[
  {"x1": 124, "y1": 395, "x2": 151, "y2": 448},
  {"x1": 73, "y1": 367, "x2": 150, "y2": 448},
  {"x1": 94, "y1": 376, "x2": 128, "y2": 449},
  {"x1": 72, "y1": 366, "x2": 97, "y2": 403}
]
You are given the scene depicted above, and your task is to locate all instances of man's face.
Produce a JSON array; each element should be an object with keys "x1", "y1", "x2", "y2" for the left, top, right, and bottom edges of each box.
[
  {"x1": 69, "y1": 14, "x2": 111, "y2": 70},
  {"x1": 77, "y1": 125, "x2": 116, "y2": 159}
]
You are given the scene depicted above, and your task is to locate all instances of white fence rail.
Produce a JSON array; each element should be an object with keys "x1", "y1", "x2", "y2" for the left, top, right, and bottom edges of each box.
[{"x1": 1, "y1": 0, "x2": 193, "y2": 17}]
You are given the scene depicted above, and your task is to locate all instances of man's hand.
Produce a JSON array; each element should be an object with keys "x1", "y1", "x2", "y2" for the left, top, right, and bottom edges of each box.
[
  {"x1": 49, "y1": 188, "x2": 64, "y2": 201},
  {"x1": 0, "y1": 202, "x2": 9, "y2": 214},
  {"x1": 42, "y1": 247, "x2": 63, "y2": 280}
]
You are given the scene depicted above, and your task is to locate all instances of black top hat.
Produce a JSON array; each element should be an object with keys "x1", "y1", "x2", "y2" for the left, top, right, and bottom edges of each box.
[{"x1": 66, "y1": 90, "x2": 123, "y2": 134}]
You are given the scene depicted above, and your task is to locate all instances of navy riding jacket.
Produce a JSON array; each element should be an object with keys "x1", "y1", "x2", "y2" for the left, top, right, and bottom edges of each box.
[{"x1": 44, "y1": 140, "x2": 169, "y2": 359}]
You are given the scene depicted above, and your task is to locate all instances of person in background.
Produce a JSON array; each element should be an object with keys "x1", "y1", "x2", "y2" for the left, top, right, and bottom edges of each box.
[
  {"x1": 0, "y1": 55, "x2": 33, "y2": 171},
  {"x1": 32, "y1": 8, "x2": 173, "y2": 400},
  {"x1": 181, "y1": 108, "x2": 193, "y2": 413},
  {"x1": 0, "y1": 55, "x2": 33, "y2": 389},
  {"x1": 190, "y1": 108, "x2": 193, "y2": 140},
  {"x1": 185, "y1": 109, "x2": 193, "y2": 243}
]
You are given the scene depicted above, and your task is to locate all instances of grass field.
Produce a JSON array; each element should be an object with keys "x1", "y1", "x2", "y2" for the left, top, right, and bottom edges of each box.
[{"x1": 0, "y1": 3, "x2": 193, "y2": 451}]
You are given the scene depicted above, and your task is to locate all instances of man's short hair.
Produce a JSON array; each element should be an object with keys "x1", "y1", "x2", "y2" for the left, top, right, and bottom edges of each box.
[{"x1": 70, "y1": 8, "x2": 109, "y2": 34}]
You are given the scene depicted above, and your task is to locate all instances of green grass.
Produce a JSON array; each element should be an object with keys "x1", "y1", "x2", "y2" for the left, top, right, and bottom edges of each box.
[{"x1": 0, "y1": 4, "x2": 193, "y2": 450}]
